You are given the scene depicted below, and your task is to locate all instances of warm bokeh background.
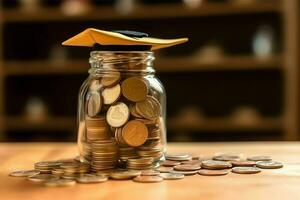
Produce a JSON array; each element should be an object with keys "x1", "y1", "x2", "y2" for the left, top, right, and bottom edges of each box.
[{"x1": 0, "y1": 0, "x2": 299, "y2": 142}]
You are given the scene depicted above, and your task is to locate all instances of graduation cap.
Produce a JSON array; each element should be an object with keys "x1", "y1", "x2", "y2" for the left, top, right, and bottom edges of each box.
[{"x1": 62, "y1": 28, "x2": 188, "y2": 51}]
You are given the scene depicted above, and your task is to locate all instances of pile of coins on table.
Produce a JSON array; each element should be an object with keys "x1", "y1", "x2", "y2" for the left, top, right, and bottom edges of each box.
[
  {"x1": 78, "y1": 71, "x2": 166, "y2": 173},
  {"x1": 9, "y1": 153, "x2": 284, "y2": 186}
]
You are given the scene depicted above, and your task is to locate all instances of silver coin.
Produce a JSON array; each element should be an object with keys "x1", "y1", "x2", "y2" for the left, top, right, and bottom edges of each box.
[
  {"x1": 76, "y1": 174, "x2": 108, "y2": 183},
  {"x1": 9, "y1": 170, "x2": 40, "y2": 177},
  {"x1": 87, "y1": 91, "x2": 102, "y2": 117},
  {"x1": 159, "y1": 173, "x2": 184, "y2": 180},
  {"x1": 256, "y1": 161, "x2": 283, "y2": 169},
  {"x1": 232, "y1": 167, "x2": 261, "y2": 174},
  {"x1": 44, "y1": 179, "x2": 76, "y2": 187},
  {"x1": 166, "y1": 153, "x2": 192, "y2": 161},
  {"x1": 202, "y1": 160, "x2": 232, "y2": 170},
  {"x1": 247, "y1": 156, "x2": 272, "y2": 162}
]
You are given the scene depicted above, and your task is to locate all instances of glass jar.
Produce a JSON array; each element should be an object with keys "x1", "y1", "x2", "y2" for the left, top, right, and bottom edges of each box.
[{"x1": 77, "y1": 51, "x2": 166, "y2": 172}]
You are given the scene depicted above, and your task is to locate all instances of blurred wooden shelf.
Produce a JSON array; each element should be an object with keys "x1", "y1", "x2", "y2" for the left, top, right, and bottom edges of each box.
[
  {"x1": 168, "y1": 116, "x2": 283, "y2": 132},
  {"x1": 5, "y1": 116, "x2": 76, "y2": 131},
  {"x1": 3, "y1": 55, "x2": 282, "y2": 75},
  {"x1": 2, "y1": 2, "x2": 281, "y2": 22},
  {"x1": 157, "y1": 55, "x2": 282, "y2": 72}
]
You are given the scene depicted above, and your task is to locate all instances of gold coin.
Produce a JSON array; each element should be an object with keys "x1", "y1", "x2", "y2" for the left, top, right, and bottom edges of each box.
[
  {"x1": 102, "y1": 84, "x2": 121, "y2": 105},
  {"x1": 121, "y1": 77, "x2": 148, "y2": 102},
  {"x1": 156, "y1": 166, "x2": 173, "y2": 173},
  {"x1": 133, "y1": 175, "x2": 163, "y2": 183},
  {"x1": 141, "y1": 169, "x2": 160, "y2": 176},
  {"x1": 122, "y1": 120, "x2": 148, "y2": 147},
  {"x1": 87, "y1": 91, "x2": 102, "y2": 117},
  {"x1": 136, "y1": 96, "x2": 161, "y2": 120},
  {"x1": 161, "y1": 160, "x2": 181, "y2": 167},
  {"x1": 101, "y1": 71, "x2": 121, "y2": 87},
  {"x1": 106, "y1": 102, "x2": 130, "y2": 127}
]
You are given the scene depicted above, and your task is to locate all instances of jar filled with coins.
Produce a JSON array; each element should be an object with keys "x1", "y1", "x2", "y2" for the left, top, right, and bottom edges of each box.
[
  {"x1": 77, "y1": 50, "x2": 167, "y2": 171},
  {"x1": 63, "y1": 28, "x2": 188, "y2": 172}
]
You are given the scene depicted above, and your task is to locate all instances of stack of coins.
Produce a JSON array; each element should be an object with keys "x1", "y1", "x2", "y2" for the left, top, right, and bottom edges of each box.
[
  {"x1": 60, "y1": 162, "x2": 90, "y2": 180},
  {"x1": 127, "y1": 157, "x2": 154, "y2": 170},
  {"x1": 77, "y1": 73, "x2": 165, "y2": 172}
]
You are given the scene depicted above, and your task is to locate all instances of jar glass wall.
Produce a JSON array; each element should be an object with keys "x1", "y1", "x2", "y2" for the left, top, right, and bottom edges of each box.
[{"x1": 77, "y1": 51, "x2": 166, "y2": 172}]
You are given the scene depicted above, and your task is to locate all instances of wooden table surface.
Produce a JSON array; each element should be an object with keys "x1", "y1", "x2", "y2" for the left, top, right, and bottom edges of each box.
[{"x1": 1, "y1": 142, "x2": 300, "y2": 200}]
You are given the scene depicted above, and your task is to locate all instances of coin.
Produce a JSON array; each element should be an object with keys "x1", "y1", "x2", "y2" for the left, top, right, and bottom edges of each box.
[
  {"x1": 110, "y1": 169, "x2": 141, "y2": 180},
  {"x1": 174, "y1": 164, "x2": 201, "y2": 171},
  {"x1": 102, "y1": 84, "x2": 121, "y2": 105},
  {"x1": 87, "y1": 91, "x2": 102, "y2": 117},
  {"x1": 231, "y1": 160, "x2": 256, "y2": 167},
  {"x1": 9, "y1": 170, "x2": 40, "y2": 177},
  {"x1": 170, "y1": 170, "x2": 198, "y2": 175},
  {"x1": 44, "y1": 179, "x2": 76, "y2": 187},
  {"x1": 35, "y1": 161, "x2": 61, "y2": 170},
  {"x1": 213, "y1": 155, "x2": 240, "y2": 161},
  {"x1": 198, "y1": 169, "x2": 229, "y2": 176},
  {"x1": 247, "y1": 156, "x2": 272, "y2": 162},
  {"x1": 141, "y1": 169, "x2": 160, "y2": 176},
  {"x1": 256, "y1": 161, "x2": 283, "y2": 169},
  {"x1": 122, "y1": 120, "x2": 148, "y2": 147},
  {"x1": 136, "y1": 96, "x2": 161, "y2": 120},
  {"x1": 201, "y1": 160, "x2": 232, "y2": 170},
  {"x1": 166, "y1": 154, "x2": 192, "y2": 161},
  {"x1": 106, "y1": 102, "x2": 130, "y2": 127},
  {"x1": 232, "y1": 167, "x2": 261, "y2": 174},
  {"x1": 121, "y1": 77, "x2": 148, "y2": 102},
  {"x1": 156, "y1": 166, "x2": 173, "y2": 173},
  {"x1": 181, "y1": 160, "x2": 201, "y2": 165},
  {"x1": 28, "y1": 174, "x2": 59, "y2": 182},
  {"x1": 159, "y1": 173, "x2": 184, "y2": 180},
  {"x1": 161, "y1": 160, "x2": 181, "y2": 167},
  {"x1": 133, "y1": 175, "x2": 163, "y2": 183},
  {"x1": 101, "y1": 71, "x2": 121, "y2": 87},
  {"x1": 76, "y1": 174, "x2": 108, "y2": 183}
]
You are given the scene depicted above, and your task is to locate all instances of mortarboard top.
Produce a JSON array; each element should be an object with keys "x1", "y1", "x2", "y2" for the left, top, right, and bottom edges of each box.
[{"x1": 62, "y1": 28, "x2": 188, "y2": 50}]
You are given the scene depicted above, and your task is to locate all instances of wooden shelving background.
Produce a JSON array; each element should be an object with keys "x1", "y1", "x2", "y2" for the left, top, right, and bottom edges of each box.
[{"x1": 0, "y1": 0, "x2": 299, "y2": 142}]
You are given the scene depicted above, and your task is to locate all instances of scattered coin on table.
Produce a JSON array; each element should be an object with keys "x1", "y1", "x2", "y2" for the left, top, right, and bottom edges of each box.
[
  {"x1": 247, "y1": 156, "x2": 272, "y2": 162},
  {"x1": 231, "y1": 160, "x2": 256, "y2": 167},
  {"x1": 110, "y1": 169, "x2": 141, "y2": 180},
  {"x1": 28, "y1": 174, "x2": 60, "y2": 182},
  {"x1": 232, "y1": 167, "x2": 261, "y2": 174},
  {"x1": 201, "y1": 160, "x2": 232, "y2": 170},
  {"x1": 198, "y1": 169, "x2": 229, "y2": 176},
  {"x1": 141, "y1": 169, "x2": 160, "y2": 176},
  {"x1": 9, "y1": 170, "x2": 40, "y2": 177},
  {"x1": 213, "y1": 154, "x2": 240, "y2": 162},
  {"x1": 166, "y1": 154, "x2": 192, "y2": 161},
  {"x1": 161, "y1": 160, "x2": 181, "y2": 167},
  {"x1": 156, "y1": 166, "x2": 174, "y2": 173},
  {"x1": 76, "y1": 174, "x2": 108, "y2": 183},
  {"x1": 256, "y1": 161, "x2": 283, "y2": 169},
  {"x1": 170, "y1": 170, "x2": 199, "y2": 176},
  {"x1": 133, "y1": 175, "x2": 163, "y2": 183},
  {"x1": 174, "y1": 164, "x2": 201, "y2": 171},
  {"x1": 159, "y1": 173, "x2": 185, "y2": 180}
]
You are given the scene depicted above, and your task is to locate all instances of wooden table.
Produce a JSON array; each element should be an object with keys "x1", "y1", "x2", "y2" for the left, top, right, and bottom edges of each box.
[{"x1": 1, "y1": 142, "x2": 300, "y2": 200}]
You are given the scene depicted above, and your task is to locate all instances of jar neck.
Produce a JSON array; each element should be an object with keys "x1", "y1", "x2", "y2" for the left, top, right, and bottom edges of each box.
[{"x1": 88, "y1": 51, "x2": 155, "y2": 76}]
